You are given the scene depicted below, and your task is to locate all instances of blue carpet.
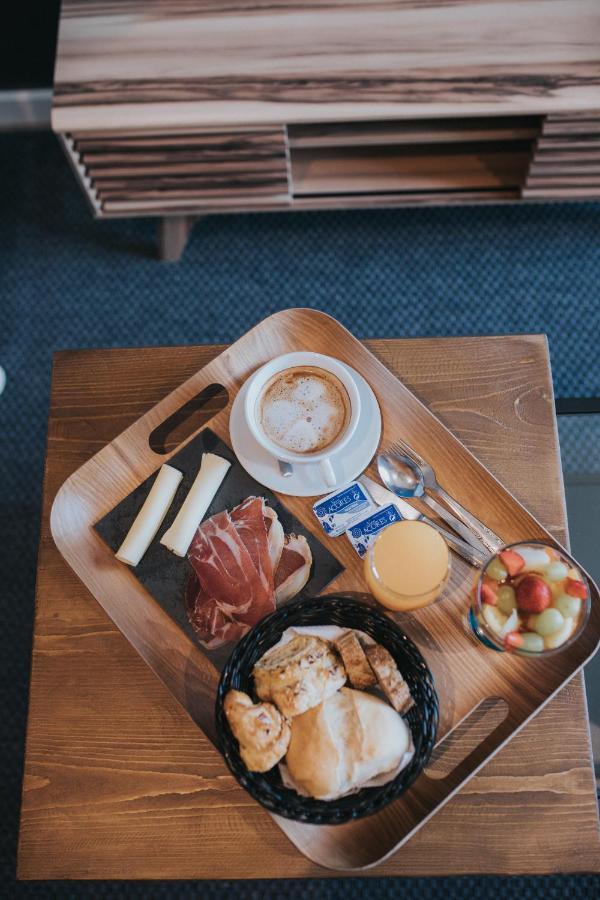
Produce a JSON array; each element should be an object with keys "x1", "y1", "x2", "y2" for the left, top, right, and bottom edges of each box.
[{"x1": 1, "y1": 132, "x2": 599, "y2": 897}]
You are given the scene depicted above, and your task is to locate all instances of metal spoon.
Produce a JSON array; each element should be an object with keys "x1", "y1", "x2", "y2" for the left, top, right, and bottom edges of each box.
[
  {"x1": 391, "y1": 437, "x2": 503, "y2": 553},
  {"x1": 377, "y1": 451, "x2": 490, "y2": 557}
]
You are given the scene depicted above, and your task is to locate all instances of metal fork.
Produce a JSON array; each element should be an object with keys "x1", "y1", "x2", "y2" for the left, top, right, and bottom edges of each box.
[{"x1": 392, "y1": 438, "x2": 503, "y2": 553}]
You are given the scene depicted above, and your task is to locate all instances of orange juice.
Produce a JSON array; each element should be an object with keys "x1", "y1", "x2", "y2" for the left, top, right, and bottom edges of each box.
[{"x1": 364, "y1": 520, "x2": 450, "y2": 611}]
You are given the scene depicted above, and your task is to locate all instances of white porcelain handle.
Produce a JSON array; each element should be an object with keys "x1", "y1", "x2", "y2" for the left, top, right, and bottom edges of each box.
[
  {"x1": 278, "y1": 460, "x2": 294, "y2": 478},
  {"x1": 319, "y1": 457, "x2": 337, "y2": 488}
]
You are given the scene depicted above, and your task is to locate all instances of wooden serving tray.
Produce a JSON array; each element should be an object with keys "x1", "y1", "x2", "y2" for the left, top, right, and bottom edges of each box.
[{"x1": 50, "y1": 309, "x2": 600, "y2": 871}]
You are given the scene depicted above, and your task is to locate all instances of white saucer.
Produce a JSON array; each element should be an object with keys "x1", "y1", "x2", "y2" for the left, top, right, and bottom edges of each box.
[{"x1": 229, "y1": 363, "x2": 382, "y2": 497}]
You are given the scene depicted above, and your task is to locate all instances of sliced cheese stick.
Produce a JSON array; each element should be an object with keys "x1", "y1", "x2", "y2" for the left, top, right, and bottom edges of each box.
[
  {"x1": 116, "y1": 464, "x2": 183, "y2": 567},
  {"x1": 160, "y1": 452, "x2": 231, "y2": 557}
]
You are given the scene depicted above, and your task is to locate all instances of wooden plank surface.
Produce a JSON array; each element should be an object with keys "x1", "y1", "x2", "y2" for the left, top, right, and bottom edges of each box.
[
  {"x1": 52, "y1": 1, "x2": 600, "y2": 132},
  {"x1": 18, "y1": 333, "x2": 600, "y2": 879}
]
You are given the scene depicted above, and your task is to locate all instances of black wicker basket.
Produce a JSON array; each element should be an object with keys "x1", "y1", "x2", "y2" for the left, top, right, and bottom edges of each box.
[{"x1": 215, "y1": 595, "x2": 439, "y2": 825}]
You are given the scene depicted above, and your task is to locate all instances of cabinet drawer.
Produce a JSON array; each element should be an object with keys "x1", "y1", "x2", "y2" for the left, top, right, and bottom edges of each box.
[{"x1": 62, "y1": 129, "x2": 291, "y2": 216}]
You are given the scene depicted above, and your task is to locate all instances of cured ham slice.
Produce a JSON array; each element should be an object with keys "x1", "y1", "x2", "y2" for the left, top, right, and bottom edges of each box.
[
  {"x1": 187, "y1": 498, "x2": 278, "y2": 647},
  {"x1": 230, "y1": 497, "x2": 274, "y2": 598},
  {"x1": 186, "y1": 575, "x2": 246, "y2": 649},
  {"x1": 275, "y1": 534, "x2": 312, "y2": 603},
  {"x1": 186, "y1": 497, "x2": 313, "y2": 648},
  {"x1": 188, "y1": 507, "x2": 275, "y2": 626},
  {"x1": 189, "y1": 510, "x2": 253, "y2": 613}
]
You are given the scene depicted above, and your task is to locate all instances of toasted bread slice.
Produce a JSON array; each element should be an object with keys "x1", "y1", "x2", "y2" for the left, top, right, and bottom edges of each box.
[
  {"x1": 364, "y1": 643, "x2": 414, "y2": 714},
  {"x1": 334, "y1": 631, "x2": 377, "y2": 690}
]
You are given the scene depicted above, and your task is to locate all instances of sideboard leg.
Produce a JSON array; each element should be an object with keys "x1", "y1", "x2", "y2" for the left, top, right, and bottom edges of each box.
[{"x1": 157, "y1": 215, "x2": 197, "y2": 262}]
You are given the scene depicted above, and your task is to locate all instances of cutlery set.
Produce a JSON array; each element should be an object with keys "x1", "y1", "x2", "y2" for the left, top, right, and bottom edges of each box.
[{"x1": 367, "y1": 440, "x2": 503, "y2": 567}]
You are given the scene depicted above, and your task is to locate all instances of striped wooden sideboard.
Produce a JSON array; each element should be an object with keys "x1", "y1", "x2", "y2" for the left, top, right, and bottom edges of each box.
[{"x1": 52, "y1": 1, "x2": 600, "y2": 259}]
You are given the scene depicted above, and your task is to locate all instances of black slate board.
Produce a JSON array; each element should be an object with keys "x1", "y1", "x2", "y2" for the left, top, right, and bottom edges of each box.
[{"x1": 95, "y1": 428, "x2": 344, "y2": 669}]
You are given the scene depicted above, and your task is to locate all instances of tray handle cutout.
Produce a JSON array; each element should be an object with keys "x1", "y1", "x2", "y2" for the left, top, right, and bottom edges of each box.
[
  {"x1": 424, "y1": 697, "x2": 508, "y2": 780},
  {"x1": 149, "y1": 383, "x2": 229, "y2": 455}
]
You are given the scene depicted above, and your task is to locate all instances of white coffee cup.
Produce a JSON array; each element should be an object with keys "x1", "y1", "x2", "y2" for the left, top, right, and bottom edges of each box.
[{"x1": 244, "y1": 352, "x2": 361, "y2": 488}]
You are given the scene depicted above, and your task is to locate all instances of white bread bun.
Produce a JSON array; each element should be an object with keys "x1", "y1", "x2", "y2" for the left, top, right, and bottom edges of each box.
[{"x1": 285, "y1": 687, "x2": 410, "y2": 800}]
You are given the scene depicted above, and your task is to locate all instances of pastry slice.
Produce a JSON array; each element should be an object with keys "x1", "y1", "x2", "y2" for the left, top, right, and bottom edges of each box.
[
  {"x1": 223, "y1": 689, "x2": 291, "y2": 772},
  {"x1": 364, "y1": 644, "x2": 415, "y2": 714},
  {"x1": 334, "y1": 631, "x2": 377, "y2": 690},
  {"x1": 253, "y1": 634, "x2": 346, "y2": 718}
]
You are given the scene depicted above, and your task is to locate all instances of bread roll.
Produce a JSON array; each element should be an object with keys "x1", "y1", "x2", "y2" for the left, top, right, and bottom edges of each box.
[{"x1": 285, "y1": 687, "x2": 411, "y2": 800}]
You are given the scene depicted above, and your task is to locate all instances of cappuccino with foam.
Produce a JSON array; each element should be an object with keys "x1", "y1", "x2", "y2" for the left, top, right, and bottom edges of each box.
[{"x1": 257, "y1": 366, "x2": 351, "y2": 455}]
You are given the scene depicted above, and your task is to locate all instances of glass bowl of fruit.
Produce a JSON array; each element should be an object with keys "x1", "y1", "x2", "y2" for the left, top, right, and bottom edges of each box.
[{"x1": 470, "y1": 541, "x2": 591, "y2": 655}]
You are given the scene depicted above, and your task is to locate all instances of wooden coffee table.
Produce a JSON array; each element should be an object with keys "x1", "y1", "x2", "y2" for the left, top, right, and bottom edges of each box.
[{"x1": 17, "y1": 336, "x2": 600, "y2": 880}]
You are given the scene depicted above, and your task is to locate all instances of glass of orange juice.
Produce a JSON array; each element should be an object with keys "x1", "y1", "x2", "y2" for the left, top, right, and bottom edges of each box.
[{"x1": 364, "y1": 520, "x2": 450, "y2": 611}]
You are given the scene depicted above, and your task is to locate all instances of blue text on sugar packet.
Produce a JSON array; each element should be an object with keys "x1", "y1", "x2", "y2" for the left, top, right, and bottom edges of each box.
[{"x1": 312, "y1": 481, "x2": 374, "y2": 537}]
